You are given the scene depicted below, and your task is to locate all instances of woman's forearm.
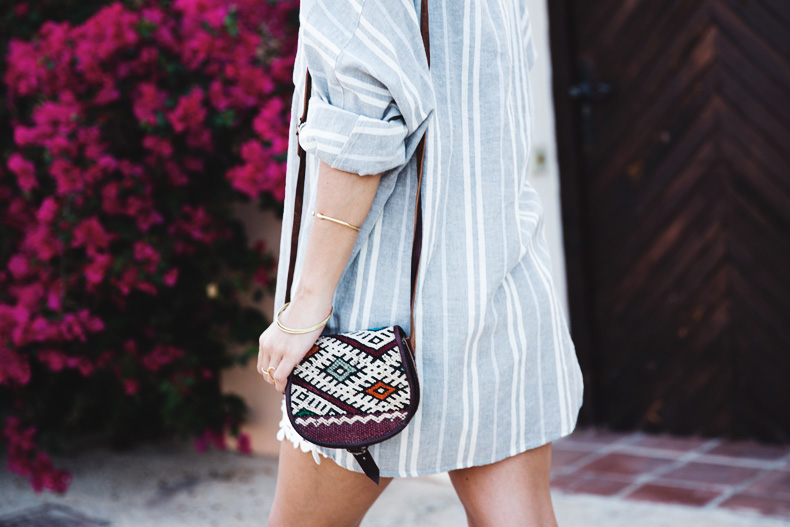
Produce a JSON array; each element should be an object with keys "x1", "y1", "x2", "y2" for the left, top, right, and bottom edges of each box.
[
  {"x1": 292, "y1": 160, "x2": 382, "y2": 305},
  {"x1": 258, "y1": 160, "x2": 381, "y2": 392}
]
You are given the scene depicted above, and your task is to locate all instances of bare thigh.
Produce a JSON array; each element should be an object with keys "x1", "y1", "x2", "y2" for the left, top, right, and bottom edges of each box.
[
  {"x1": 448, "y1": 442, "x2": 557, "y2": 527},
  {"x1": 268, "y1": 442, "x2": 393, "y2": 527}
]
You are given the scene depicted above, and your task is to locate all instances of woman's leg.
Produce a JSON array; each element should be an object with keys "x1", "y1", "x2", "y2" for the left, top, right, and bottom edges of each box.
[
  {"x1": 268, "y1": 441, "x2": 393, "y2": 527},
  {"x1": 448, "y1": 442, "x2": 557, "y2": 527}
]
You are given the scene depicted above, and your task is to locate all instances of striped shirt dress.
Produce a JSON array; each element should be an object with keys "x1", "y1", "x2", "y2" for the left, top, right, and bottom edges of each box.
[{"x1": 273, "y1": 0, "x2": 585, "y2": 477}]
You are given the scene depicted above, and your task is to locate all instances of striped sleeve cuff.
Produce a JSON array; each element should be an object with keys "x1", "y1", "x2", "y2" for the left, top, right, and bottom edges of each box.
[{"x1": 297, "y1": 96, "x2": 409, "y2": 176}]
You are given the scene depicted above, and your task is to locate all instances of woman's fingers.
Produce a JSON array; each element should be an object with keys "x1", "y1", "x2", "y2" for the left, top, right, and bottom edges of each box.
[
  {"x1": 260, "y1": 331, "x2": 322, "y2": 392},
  {"x1": 273, "y1": 353, "x2": 301, "y2": 394},
  {"x1": 258, "y1": 326, "x2": 306, "y2": 390},
  {"x1": 258, "y1": 326, "x2": 276, "y2": 383},
  {"x1": 257, "y1": 335, "x2": 267, "y2": 377}
]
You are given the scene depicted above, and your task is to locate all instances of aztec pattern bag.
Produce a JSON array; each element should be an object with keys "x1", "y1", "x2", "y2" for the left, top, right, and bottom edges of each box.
[
  {"x1": 283, "y1": 0, "x2": 431, "y2": 485},
  {"x1": 285, "y1": 326, "x2": 420, "y2": 480}
]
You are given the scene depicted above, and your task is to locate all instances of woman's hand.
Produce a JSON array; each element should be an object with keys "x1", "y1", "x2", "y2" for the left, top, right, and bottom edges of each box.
[{"x1": 257, "y1": 292, "x2": 333, "y2": 393}]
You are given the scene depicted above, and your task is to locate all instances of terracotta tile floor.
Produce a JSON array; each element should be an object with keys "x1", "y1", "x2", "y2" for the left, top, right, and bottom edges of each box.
[{"x1": 550, "y1": 428, "x2": 790, "y2": 520}]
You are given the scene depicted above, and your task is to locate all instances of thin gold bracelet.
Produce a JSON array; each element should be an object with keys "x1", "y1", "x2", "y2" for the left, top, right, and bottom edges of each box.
[
  {"x1": 275, "y1": 302, "x2": 333, "y2": 334},
  {"x1": 312, "y1": 210, "x2": 361, "y2": 232}
]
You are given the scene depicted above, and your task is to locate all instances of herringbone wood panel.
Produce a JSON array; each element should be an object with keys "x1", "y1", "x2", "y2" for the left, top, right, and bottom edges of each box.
[{"x1": 570, "y1": 0, "x2": 790, "y2": 440}]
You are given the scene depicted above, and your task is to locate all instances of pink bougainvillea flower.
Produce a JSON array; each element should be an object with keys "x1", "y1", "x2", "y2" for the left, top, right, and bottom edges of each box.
[
  {"x1": 58, "y1": 313, "x2": 86, "y2": 343},
  {"x1": 48, "y1": 159, "x2": 82, "y2": 197},
  {"x1": 35, "y1": 197, "x2": 59, "y2": 223},
  {"x1": 65, "y1": 356, "x2": 94, "y2": 377},
  {"x1": 185, "y1": 126, "x2": 213, "y2": 152},
  {"x1": 133, "y1": 82, "x2": 167, "y2": 127},
  {"x1": 72, "y1": 217, "x2": 113, "y2": 255},
  {"x1": 269, "y1": 55, "x2": 297, "y2": 84},
  {"x1": 182, "y1": 156, "x2": 204, "y2": 173},
  {"x1": 225, "y1": 139, "x2": 285, "y2": 200},
  {"x1": 133, "y1": 241, "x2": 160, "y2": 273},
  {"x1": 4, "y1": 196, "x2": 33, "y2": 230},
  {"x1": 72, "y1": 4, "x2": 140, "y2": 85},
  {"x1": 123, "y1": 378, "x2": 139, "y2": 396},
  {"x1": 162, "y1": 160, "x2": 189, "y2": 187},
  {"x1": 78, "y1": 126, "x2": 108, "y2": 163},
  {"x1": 193, "y1": 427, "x2": 227, "y2": 451},
  {"x1": 163, "y1": 267, "x2": 179, "y2": 287},
  {"x1": 94, "y1": 79, "x2": 120, "y2": 104},
  {"x1": 0, "y1": 349, "x2": 31, "y2": 386},
  {"x1": 21, "y1": 98, "x2": 82, "y2": 154},
  {"x1": 4, "y1": 40, "x2": 40, "y2": 97},
  {"x1": 3, "y1": 416, "x2": 35, "y2": 452},
  {"x1": 135, "y1": 281, "x2": 158, "y2": 296},
  {"x1": 225, "y1": 140, "x2": 265, "y2": 199},
  {"x1": 37, "y1": 349, "x2": 67, "y2": 372},
  {"x1": 94, "y1": 350, "x2": 114, "y2": 369},
  {"x1": 142, "y1": 135, "x2": 173, "y2": 158},
  {"x1": 113, "y1": 267, "x2": 138, "y2": 296},
  {"x1": 126, "y1": 196, "x2": 164, "y2": 232},
  {"x1": 142, "y1": 344, "x2": 184, "y2": 372},
  {"x1": 14, "y1": 3, "x2": 29, "y2": 17},
  {"x1": 208, "y1": 79, "x2": 230, "y2": 111},
  {"x1": 253, "y1": 267, "x2": 271, "y2": 288},
  {"x1": 7, "y1": 153, "x2": 38, "y2": 193},
  {"x1": 22, "y1": 225, "x2": 63, "y2": 262},
  {"x1": 55, "y1": 309, "x2": 104, "y2": 344},
  {"x1": 100, "y1": 181, "x2": 123, "y2": 215},
  {"x1": 168, "y1": 87, "x2": 206, "y2": 133},
  {"x1": 167, "y1": 204, "x2": 218, "y2": 244},
  {"x1": 235, "y1": 65, "x2": 274, "y2": 105},
  {"x1": 2, "y1": 414, "x2": 73, "y2": 494},
  {"x1": 252, "y1": 98, "x2": 285, "y2": 141},
  {"x1": 13, "y1": 283, "x2": 44, "y2": 310},
  {"x1": 7, "y1": 254, "x2": 31, "y2": 280},
  {"x1": 43, "y1": 468, "x2": 72, "y2": 494},
  {"x1": 236, "y1": 433, "x2": 252, "y2": 455},
  {"x1": 84, "y1": 252, "x2": 112, "y2": 287},
  {"x1": 28, "y1": 316, "x2": 59, "y2": 342},
  {"x1": 77, "y1": 308, "x2": 105, "y2": 334},
  {"x1": 122, "y1": 339, "x2": 139, "y2": 357},
  {"x1": 45, "y1": 279, "x2": 64, "y2": 312}
]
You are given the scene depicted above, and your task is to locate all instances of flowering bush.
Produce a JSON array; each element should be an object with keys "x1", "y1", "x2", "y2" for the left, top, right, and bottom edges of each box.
[{"x1": 1, "y1": 0, "x2": 298, "y2": 493}]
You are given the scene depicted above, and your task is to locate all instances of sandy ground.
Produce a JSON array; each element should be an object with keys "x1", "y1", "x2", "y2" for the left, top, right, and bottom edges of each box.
[{"x1": 0, "y1": 441, "x2": 786, "y2": 527}]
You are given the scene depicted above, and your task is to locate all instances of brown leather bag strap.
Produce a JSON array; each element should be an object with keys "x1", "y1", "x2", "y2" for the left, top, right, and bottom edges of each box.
[
  {"x1": 284, "y1": 71, "x2": 312, "y2": 306},
  {"x1": 285, "y1": 0, "x2": 431, "y2": 351}
]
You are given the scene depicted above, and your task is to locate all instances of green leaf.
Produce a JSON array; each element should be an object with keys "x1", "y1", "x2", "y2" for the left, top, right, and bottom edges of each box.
[
  {"x1": 136, "y1": 19, "x2": 157, "y2": 39},
  {"x1": 224, "y1": 12, "x2": 239, "y2": 37}
]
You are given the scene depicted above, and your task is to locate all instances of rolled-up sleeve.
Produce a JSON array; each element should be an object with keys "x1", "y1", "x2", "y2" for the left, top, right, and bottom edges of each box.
[{"x1": 296, "y1": 0, "x2": 435, "y2": 176}]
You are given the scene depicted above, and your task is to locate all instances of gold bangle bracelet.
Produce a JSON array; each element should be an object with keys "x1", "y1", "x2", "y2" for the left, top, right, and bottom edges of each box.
[
  {"x1": 311, "y1": 210, "x2": 361, "y2": 232},
  {"x1": 275, "y1": 302, "x2": 333, "y2": 334}
]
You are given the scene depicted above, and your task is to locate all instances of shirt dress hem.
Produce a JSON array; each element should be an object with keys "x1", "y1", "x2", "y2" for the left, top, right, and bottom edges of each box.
[{"x1": 276, "y1": 397, "x2": 583, "y2": 478}]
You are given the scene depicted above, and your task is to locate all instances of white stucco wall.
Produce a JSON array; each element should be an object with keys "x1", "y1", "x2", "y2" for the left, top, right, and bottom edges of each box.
[{"x1": 526, "y1": 0, "x2": 570, "y2": 316}]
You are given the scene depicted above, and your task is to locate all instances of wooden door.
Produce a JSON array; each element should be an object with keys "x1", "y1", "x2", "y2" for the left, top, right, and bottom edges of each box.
[{"x1": 548, "y1": 0, "x2": 790, "y2": 441}]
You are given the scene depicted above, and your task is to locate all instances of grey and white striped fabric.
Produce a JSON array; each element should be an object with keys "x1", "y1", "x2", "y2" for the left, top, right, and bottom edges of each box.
[{"x1": 273, "y1": 0, "x2": 584, "y2": 477}]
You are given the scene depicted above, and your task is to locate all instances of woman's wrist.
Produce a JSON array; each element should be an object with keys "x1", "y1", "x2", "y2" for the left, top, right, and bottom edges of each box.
[
  {"x1": 280, "y1": 288, "x2": 334, "y2": 331},
  {"x1": 292, "y1": 282, "x2": 335, "y2": 307}
]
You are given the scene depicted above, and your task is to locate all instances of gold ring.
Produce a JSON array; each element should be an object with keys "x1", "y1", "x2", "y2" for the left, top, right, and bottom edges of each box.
[{"x1": 265, "y1": 367, "x2": 276, "y2": 383}]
